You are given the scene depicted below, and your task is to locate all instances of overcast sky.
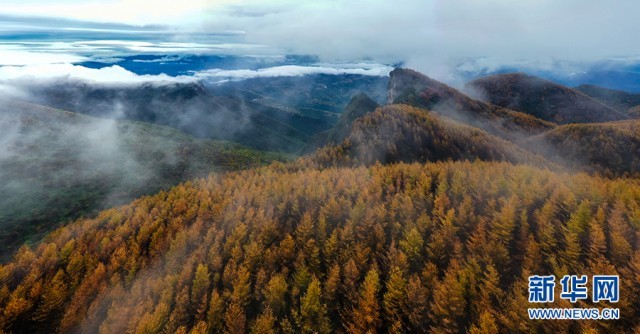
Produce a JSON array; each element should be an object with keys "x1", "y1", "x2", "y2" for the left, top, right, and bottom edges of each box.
[{"x1": 1, "y1": 0, "x2": 639, "y2": 80}]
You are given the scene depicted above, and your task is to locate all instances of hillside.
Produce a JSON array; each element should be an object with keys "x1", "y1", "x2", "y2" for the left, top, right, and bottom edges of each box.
[
  {"x1": 526, "y1": 120, "x2": 640, "y2": 177},
  {"x1": 575, "y1": 84, "x2": 640, "y2": 112},
  {"x1": 303, "y1": 93, "x2": 379, "y2": 153},
  {"x1": 213, "y1": 73, "x2": 389, "y2": 117},
  {"x1": 312, "y1": 104, "x2": 551, "y2": 167},
  {"x1": 388, "y1": 69, "x2": 555, "y2": 141},
  {"x1": 1, "y1": 161, "x2": 638, "y2": 333},
  {"x1": 466, "y1": 73, "x2": 627, "y2": 124},
  {"x1": 0, "y1": 99, "x2": 288, "y2": 259},
  {"x1": 629, "y1": 105, "x2": 640, "y2": 118},
  {"x1": 20, "y1": 82, "x2": 332, "y2": 153}
]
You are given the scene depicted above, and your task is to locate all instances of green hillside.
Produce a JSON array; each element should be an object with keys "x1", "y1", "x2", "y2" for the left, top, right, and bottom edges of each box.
[{"x1": 0, "y1": 99, "x2": 289, "y2": 258}]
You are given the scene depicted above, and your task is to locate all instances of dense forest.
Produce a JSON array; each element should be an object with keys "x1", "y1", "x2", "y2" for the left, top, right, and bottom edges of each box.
[
  {"x1": 3, "y1": 67, "x2": 640, "y2": 333},
  {"x1": 1, "y1": 160, "x2": 639, "y2": 333},
  {"x1": 527, "y1": 120, "x2": 640, "y2": 177},
  {"x1": 312, "y1": 104, "x2": 551, "y2": 167}
]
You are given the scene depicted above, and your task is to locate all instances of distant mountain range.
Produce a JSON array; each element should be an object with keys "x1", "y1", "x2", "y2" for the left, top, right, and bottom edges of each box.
[{"x1": 14, "y1": 74, "x2": 388, "y2": 153}]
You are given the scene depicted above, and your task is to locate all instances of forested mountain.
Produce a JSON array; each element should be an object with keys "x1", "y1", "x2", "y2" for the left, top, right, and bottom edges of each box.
[
  {"x1": 14, "y1": 74, "x2": 388, "y2": 154},
  {"x1": 0, "y1": 99, "x2": 288, "y2": 259},
  {"x1": 19, "y1": 82, "x2": 331, "y2": 153},
  {"x1": 466, "y1": 73, "x2": 627, "y2": 124},
  {"x1": 526, "y1": 120, "x2": 640, "y2": 177},
  {"x1": 213, "y1": 73, "x2": 389, "y2": 117},
  {"x1": 575, "y1": 84, "x2": 640, "y2": 112},
  {"x1": 387, "y1": 69, "x2": 555, "y2": 141},
  {"x1": 1, "y1": 161, "x2": 638, "y2": 333},
  {"x1": 303, "y1": 93, "x2": 379, "y2": 153},
  {"x1": 312, "y1": 104, "x2": 550, "y2": 167},
  {"x1": 2, "y1": 67, "x2": 640, "y2": 333}
]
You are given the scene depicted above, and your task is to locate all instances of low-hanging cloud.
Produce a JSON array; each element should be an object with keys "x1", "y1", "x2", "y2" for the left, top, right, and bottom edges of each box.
[
  {"x1": 0, "y1": 63, "x2": 197, "y2": 85},
  {"x1": 0, "y1": 49, "x2": 88, "y2": 66},
  {"x1": 195, "y1": 64, "x2": 393, "y2": 80},
  {"x1": 0, "y1": 63, "x2": 392, "y2": 88},
  {"x1": 1, "y1": 0, "x2": 638, "y2": 85},
  {"x1": 201, "y1": 0, "x2": 640, "y2": 82}
]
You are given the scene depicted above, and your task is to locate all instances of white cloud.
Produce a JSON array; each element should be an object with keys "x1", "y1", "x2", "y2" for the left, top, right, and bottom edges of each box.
[
  {"x1": 0, "y1": 50, "x2": 88, "y2": 66},
  {"x1": 0, "y1": 63, "x2": 391, "y2": 87},
  {"x1": 1, "y1": 40, "x2": 270, "y2": 58},
  {"x1": 199, "y1": 0, "x2": 640, "y2": 81},
  {"x1": 195, "y1": 65, "x2": 393, "y2": 79},
  {"x1": 2, "y1": 0, "x2": 637, "y2": 84},
  {"x1": 0, "y1": 64, "x2": 196, "y2": 85}
]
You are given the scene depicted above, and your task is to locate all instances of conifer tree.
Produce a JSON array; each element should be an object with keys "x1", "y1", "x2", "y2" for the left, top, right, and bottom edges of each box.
[
  {"x1": 298, "y1": 277, "x2": 331, "y2": 334},
  {"x1": 346, "y1": 268, "x2": 382, "y2": 333}
]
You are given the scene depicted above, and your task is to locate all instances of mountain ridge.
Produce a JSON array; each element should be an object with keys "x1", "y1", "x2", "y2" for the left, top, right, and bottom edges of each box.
[
  {"x1": 387, "y1": 68, "x2": 555, "y2": 141},
  {"x1": 312, "y1": 104, "x2": 553, "y2": 168},
  {"x1": 466, "y1": 72, "x2": 627, "y2": 124},
  {"x1": 575, "y1": 84, "x2": 640, "y2": 112}
]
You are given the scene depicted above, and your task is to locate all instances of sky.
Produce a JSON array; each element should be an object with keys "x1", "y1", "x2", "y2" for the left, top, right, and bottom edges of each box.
[{"x1": 0, "y1": 0, "x2": 639, "y2": 85}]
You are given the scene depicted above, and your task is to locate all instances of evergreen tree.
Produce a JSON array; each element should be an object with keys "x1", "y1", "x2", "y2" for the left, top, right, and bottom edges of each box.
[{"x1": 298, "y1": 277, "x2": 331, "y2": 334}]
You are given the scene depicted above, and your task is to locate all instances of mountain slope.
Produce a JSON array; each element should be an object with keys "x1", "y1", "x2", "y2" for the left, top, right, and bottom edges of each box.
[
  {"x1": 21, "y1": 82, "x2": 332, "y2": 153},
  {"x1": 313, "y1": 104, "x2": 551, "y2": 167},
  {"x1": 575, "y1": 84, "x2": 640, "y2": 112},
  {"x1": 213, "y1": 73, "x2": 389, "y2": 117},
  {"x1": 629, "y1": 105, "x2": 640, "y2": 118},
  {"x1": 303, "y1": 92, "x2": 379, "y2": 153},
  {"x1": 1, "y1": 161, "x2": 638, "y2": 333},
  {"x1": 466, "y1": 73, "x2": 627, "y2": 124},
  {"x1": 526, "y1": 120, "x2": 640, "y2": 177},
  {"x1": 388, "y1": 69, "x2": 555, "y2": 141},
  {"x1": 0, "y1": 99, "x2": 288, "y2": 258}
]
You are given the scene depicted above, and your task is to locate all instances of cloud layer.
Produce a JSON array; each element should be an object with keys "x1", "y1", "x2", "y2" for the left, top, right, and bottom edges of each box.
[
  {"x1": 1, "y1": 1, "x2": 639, "y2": 85},
  {"x1": 0, "y1": 0, "x2": 216, "y2": 26},
  {"x1": 196, "y1": 65, "x2": 393, "y2": 80},
  {"x1": 201, "y1": 0, "x2": 640, "y2": 81},
  {"x1": 0, "y1": 62, "x2": 391, "y2": 89},
  {"x1": 0, "y1": 64, "x2": 195, "y2": 85}
]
